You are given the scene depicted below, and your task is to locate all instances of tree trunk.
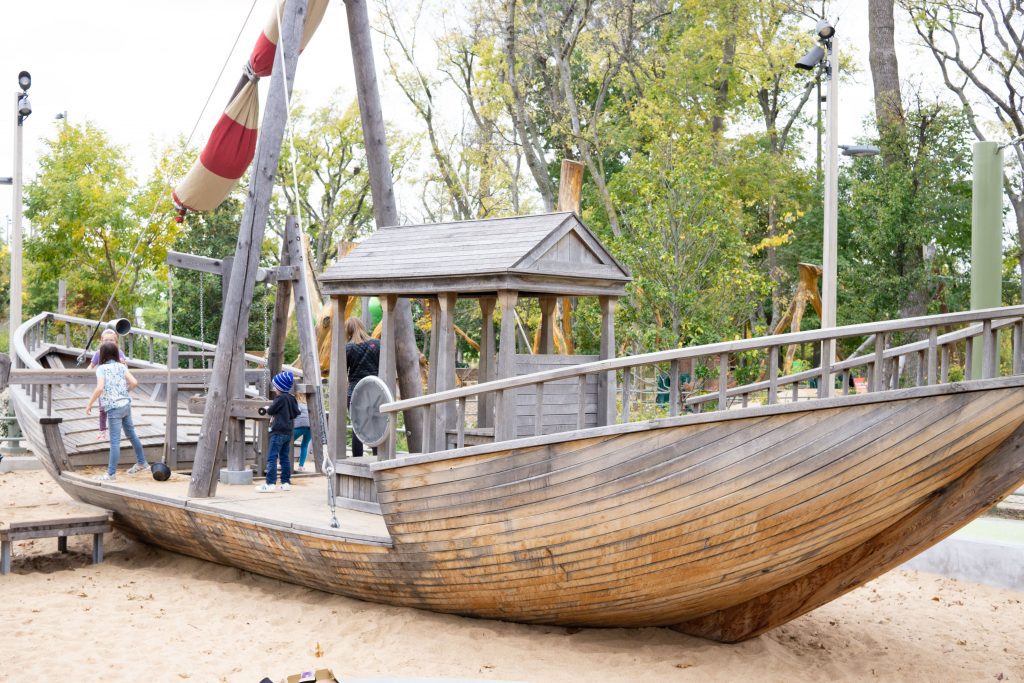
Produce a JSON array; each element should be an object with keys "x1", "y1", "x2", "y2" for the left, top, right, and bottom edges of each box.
[
  {"x1": 868, "y1": 0, "x2": 905, "y2": 148},
  {"x1": 344, "y1": 0, "x2": 425, "y2": 452}
]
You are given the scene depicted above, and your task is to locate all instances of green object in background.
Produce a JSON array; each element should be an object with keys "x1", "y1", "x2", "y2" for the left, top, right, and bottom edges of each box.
[
  {"x1": 368, "y1": 296, "x2": 383, "y2": 329},
  {"x1": 970, "y1": 141, "x2": 1003, "y2": 378},
  {"x1": 656, "y1": 373, "x2": 690, "y2": 404}
]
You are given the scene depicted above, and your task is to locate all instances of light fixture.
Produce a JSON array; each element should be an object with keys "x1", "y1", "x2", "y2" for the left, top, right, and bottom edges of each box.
[
  {"x1": 816, "y1": 19, "x2": 835, "y2": 40},
  {"x1": 840, "y1": 145, "x2": 881, "y2": 157},
  {"x1": 18, "y1": 71, "x2": 31, "y2": 91},
  {"x1": 795, "y1": 45, "x2": 825, "y2": 71},
  {"x1": 17, "y1": 94, "x2": 31, "y2": 118},
  {"x1": 0, "y1": 177, "x2": 12, "y2": 186}
]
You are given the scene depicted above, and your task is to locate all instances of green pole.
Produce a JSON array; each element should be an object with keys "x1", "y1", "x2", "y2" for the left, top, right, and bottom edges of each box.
[{"x1": 971, "y1": 141, "x2": 1004, "y2": 378}]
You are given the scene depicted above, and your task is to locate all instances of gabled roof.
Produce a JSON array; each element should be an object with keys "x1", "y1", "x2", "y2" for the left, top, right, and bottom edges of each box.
[{"x1": 319, "y1": 212, "x2": 631, "y2": 298}]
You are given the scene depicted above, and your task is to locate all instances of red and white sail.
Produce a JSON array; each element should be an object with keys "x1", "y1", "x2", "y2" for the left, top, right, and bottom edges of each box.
[{"x1": 173, "y1": 0, "x2": 328, "y2": 219}]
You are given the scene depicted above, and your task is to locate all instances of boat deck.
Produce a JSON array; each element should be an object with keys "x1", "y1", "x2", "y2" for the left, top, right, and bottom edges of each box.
[{"x1": 63, "y1": 468, "x2": 391, "y2": 545}]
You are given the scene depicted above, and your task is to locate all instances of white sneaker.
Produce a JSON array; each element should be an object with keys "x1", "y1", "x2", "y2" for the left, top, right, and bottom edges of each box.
[
  {"x1": 255, "y1": 483, "x2": 276, "y2": 493},
  {"x1": 279, "y1": 483, "x2": 291, "y2": 491},
  {"x1": 127, "y1": 463, "x2": 150, "y2": 475},
  {"x1": 93, "y1": 472, "x2": 116, "y2": 482}
]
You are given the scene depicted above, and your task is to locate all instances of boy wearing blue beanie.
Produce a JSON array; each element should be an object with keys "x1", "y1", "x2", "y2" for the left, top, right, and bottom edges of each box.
[{"x1": 257, "y1": 370, "x2": 300, "y2": 492}]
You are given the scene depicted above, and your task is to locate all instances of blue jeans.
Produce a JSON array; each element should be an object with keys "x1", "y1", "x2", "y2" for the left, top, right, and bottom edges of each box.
[
  {"x1": 106, "y1": 402, "x2": 146, "y2": 476},
  {"x1": 266, "y1": 432, "x2": 292, "y2": 485},
  {"x1": 294, "y1": 427, "x2": 311, "y2": 467}
]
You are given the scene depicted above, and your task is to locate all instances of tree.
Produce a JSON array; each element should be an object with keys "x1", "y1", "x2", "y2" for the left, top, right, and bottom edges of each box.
[
  {"x1": 903, "y1": 0, "x2": 1024, "y2": 299},
  {"x1": 23, "y1": 123, "x2": 182, "y2": 321},
  {"x1": 276, "y1": 95, "x2": 405, "y2": 272}
]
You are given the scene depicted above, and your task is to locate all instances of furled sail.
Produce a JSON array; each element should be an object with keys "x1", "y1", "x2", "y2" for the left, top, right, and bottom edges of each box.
[{"x1": 172, "y1": 0, "x2": 328, "y2": 219}]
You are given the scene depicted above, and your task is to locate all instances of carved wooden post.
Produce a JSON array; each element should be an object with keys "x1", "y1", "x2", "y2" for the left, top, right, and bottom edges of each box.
[
  {"x1": 190, "y1": 0, "x2": 307, "y2": 498},
  {"x1": 328, "y1": 295, "x2": 348, "y2": 462},
  {"x1": 477, "y1": 296, "x2": 496, "y2": 428},
  {"x1": 495, "y1": 290, "x2": 519, "y2": 441},
  {"x1": 378, "y1": 294, "x2": 398, "y2": 459},
  {"x1": 597, "y1": 296, "x2": 617, "y2": 426}
]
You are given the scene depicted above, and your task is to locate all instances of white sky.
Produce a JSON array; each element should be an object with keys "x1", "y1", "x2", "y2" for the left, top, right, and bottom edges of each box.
[{"x1": 0, "y1": 0, "x2": 962, "y2": 233}]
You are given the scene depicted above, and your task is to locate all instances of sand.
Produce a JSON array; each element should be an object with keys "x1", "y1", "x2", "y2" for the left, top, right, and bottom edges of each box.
[{"x1": 1, "y1": 469, "x2": 1021, "y2": 683}]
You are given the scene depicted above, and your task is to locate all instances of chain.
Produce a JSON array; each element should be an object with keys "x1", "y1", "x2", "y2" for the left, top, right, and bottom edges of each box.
[{"x1": 198, "y1": 271, "x2": 206, "y2": 366}]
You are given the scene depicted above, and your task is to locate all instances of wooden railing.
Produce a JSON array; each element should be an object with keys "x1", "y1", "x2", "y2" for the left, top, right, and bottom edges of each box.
[{"x1": 382, "y1": 305, "x2": 1024, "y2": 450}]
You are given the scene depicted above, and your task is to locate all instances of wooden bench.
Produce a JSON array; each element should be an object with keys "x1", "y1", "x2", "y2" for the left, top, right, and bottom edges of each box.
[{"x1": 0, "y1": 502, "x2": 112, "y2": 574}]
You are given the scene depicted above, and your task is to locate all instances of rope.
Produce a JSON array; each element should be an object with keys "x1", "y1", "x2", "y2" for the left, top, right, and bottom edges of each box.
[{"x1": 78, "y1": 0, "x2": 261, "y2": 365}]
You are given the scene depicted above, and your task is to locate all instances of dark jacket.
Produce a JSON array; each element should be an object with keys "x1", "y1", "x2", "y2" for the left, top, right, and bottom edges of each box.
[
  {"x1": 267, "y1": 392, "x2": 300, "y2": 434},
  {"x1": 346, "y1": 339, "x2": 380, "y2": 399}
]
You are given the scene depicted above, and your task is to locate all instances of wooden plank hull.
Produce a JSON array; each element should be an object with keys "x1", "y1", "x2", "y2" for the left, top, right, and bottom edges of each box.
[{"x1": 21, "y1": 381, "x2": 1024, "y2": 641}]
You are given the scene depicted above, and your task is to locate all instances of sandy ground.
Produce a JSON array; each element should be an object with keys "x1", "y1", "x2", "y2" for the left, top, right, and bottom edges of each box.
[{"x1": 0, "y1": 470, "x2": 1021, "y2": 683}]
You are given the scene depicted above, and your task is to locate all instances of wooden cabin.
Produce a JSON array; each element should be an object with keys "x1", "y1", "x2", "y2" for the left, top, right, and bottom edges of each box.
[{"x1": 319, "y1": 212, "x2": 631, "y2": 509}]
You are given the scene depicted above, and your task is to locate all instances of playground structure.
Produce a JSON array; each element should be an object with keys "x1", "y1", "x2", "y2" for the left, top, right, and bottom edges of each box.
[{"x1": 6, "y1": 0, "x2": 1024, "y2": 645}]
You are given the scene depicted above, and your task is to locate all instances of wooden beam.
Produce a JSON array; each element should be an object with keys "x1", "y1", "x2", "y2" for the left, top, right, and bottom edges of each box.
[
  {"x1": 166, "y1": 250, "x2": 294, "y2": 284},
  {"x1": 378, "y1": 294, "x2": 398, "y2": 459},
  {"x1": 328, "y1": 295, "x2": 349, "y2": 462},
  {"x1": 431, "y1": 293, "x2": 457, "y2": 452},
  {"x1": 344, "y1": 0, "x2": 424, "y2": 453},
  {"x1": 495, "y1": 290, "x2": 518, "y2": 441},
  {"x1": 190, "y1": 0, "x2": 308, "y2": 498},
  {"x1": 286, "y1": 215, "x2": 326, "y2": 472},
  {"x1": 163, "y1": 345, "x2": 179, "y2": 470},
  {"x1": 267, "y1": 232, "x2": 292, "y2": 380},
  {"x1": 597, "y1": 296, "x2": 617, "y2": 426},
  {"x1": 538, "y1": 297, "x2": 556, "y2": 354},
  {"x1": 477, "y1": 296, "x2": 496, "y2": 429}
]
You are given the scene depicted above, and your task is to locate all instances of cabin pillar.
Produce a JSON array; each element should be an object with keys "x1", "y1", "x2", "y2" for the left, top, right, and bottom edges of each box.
[
  {"x1": 538, "y1": 297, "x2": 556, "y2": 354},
  {"x1": 378, "y1": 294, "x2": 398, "y2": 459},
  {"x1": 477, "y1": 296, "x2": 496, "y2": 428},
  {"x1": 495, "y1": 290, "x2": 519, "y2": 441},
  {"x1": 431, "y1": 293, "x2": 457, "y2": 452},
  {"x1": 598, "y1": 296, "x2": 617, "y2": 426},
  {"x1": 328, "y1": 295, "x2": 349, "y2": 462}
]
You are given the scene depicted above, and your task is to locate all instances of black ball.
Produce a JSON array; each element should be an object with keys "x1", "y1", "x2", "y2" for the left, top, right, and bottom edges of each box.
[{"x1": 151, "y1": 462, "x2": 171, "y2": 481}]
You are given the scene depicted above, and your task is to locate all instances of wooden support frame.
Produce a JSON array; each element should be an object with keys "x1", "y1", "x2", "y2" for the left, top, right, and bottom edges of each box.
[
  {"x1": 189, "y1": 0, "x2": 307, "y2": 498},
  {"x1": 597, "y1": 296, "x2": 617, "y2": 426},
  {"x1": 430, "y1": 293, "x2": 457, "y2": 452}
]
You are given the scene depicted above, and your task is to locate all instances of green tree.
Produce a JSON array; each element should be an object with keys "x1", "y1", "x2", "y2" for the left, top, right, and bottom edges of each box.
[{"x1": 23, "y1": 123, "x2": 181, "y2": 320}]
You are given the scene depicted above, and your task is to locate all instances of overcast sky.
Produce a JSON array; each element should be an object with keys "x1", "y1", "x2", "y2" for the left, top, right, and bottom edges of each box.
[{"x1": 0, "y1": 0, "x2": 952, "y2": 232}]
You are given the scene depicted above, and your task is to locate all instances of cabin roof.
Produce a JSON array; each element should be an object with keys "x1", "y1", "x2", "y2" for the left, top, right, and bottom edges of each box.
[{"x1": 319, "y1": 212, "x2": 632, "y2": 298}]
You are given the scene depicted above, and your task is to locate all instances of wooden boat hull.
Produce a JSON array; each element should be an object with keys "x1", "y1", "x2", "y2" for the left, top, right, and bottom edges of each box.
[{"x1": 29, "y1": 381, "x2": 1024, "y2": 641}]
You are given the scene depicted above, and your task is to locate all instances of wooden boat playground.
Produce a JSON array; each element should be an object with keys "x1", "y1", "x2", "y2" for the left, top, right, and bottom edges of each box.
[{"x1": 4, "y1": 0, "x2": 1024, "y2": 649}]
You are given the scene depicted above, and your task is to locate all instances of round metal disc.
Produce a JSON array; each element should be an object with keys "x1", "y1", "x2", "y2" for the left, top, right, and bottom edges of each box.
[{"x1": 350, "y1": 376, "x2": 394, "y2": 448}]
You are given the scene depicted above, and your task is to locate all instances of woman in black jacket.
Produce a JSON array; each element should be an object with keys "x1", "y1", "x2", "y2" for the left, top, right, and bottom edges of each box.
[{"x1": 346, "y1": 317, "x2": 380, "y2": 457}]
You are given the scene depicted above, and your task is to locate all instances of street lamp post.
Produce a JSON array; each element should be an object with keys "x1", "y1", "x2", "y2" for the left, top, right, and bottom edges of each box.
[{"x1": 10, "y1": 71, "x2": 31, "y2": 369}]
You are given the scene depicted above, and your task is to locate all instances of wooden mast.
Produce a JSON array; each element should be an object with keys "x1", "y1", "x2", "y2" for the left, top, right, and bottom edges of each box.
[
  {"x1": 343, "y1": 0, "x2": 425, "y2": 453},
  {"x1": 189, "y1": 0, "x2": 308, "y2": 498}
]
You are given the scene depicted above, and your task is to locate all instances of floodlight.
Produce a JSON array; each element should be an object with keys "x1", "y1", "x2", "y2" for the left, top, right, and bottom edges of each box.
[
  {"x1": 17, "y1": 94, "x2": 31, "y2": 118},
  {"x1": 816, "y1": 19, "x2": 835, "y2": 39},
  {"x1": 795, "y1": 45, "x2": 825, "y2": 71},
  {"x1": 17, "y1": 71, "x2": 31, "y2": 91}
]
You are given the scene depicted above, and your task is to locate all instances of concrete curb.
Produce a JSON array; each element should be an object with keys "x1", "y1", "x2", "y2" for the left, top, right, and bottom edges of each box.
[
  {"x1": 901, "y1": 518, "x2": 1024, "y2": 591},
  {"x1": 0, "y1": 454, "x2": 43, "y2": 473}
]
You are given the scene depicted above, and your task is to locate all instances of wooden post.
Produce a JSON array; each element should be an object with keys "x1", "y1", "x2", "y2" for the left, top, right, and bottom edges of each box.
[
  {"x1": 164, "y1": 345, "x2": 179, "y2": 470},
  {"x1": 538, "y1": 297, "x2": 556, "y2": 354},
  {"x1": 556, "y1": 159, "x2": 584, "y2": 355},
  {"x1": 57, "y1": 280, "x2": 66, "y2": 346},
  {"x1": 378, "y1": 294, "x2": 398, "y2": 459},
  {"x1": 597, "y1": 296, "x2": 617, "y2": 426},
  {"x1": 431, "y1": 293, "x2": 457, "y2": 452},
  {"x1": 220, "y1": 256, "x2": 234, "y2": 310},
  {"x1": 495, "y1": 290, "x2": 518, "y2": 441},
  {"x1": 477, "y1": 296, "x2": 496, "y2": 428},
  {"x1": 344, "y1": 0, "x2": 424, "y2": 453},
  {"x1": 190, "y1": 0, "x2": 307, "y2": 498},
  {"x1": 328, "y1": 295, "x2": 348, "y2": 462},
  {"x1": 267, "y1": 233, "x2": 293, "y2": 378},
  {"x1": 286, "y1": 215, "x2": 326, "y2": 471}
]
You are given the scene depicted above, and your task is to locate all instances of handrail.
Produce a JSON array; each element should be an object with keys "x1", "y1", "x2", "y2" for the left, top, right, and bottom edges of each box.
[
  {"x1": 382, "y1": 305, "x2": 1024, "y2": 414},
  {"x1": 684, "y1": 316, "x2": 1020, "y2": 406}
]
